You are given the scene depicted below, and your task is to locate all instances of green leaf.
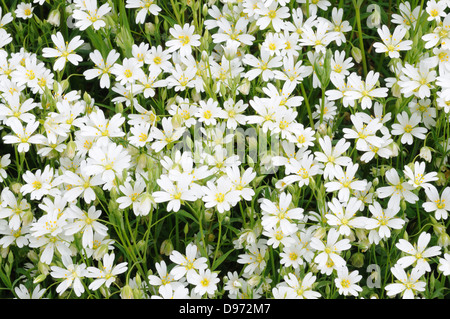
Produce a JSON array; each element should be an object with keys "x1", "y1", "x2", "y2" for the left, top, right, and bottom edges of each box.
[{"x1": 212, "y1": 248, "x2": 235, "y2": 271}]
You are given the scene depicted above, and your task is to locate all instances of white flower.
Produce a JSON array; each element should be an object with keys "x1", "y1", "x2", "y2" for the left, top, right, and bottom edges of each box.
[
  {"x1": 3, "y1": 117, "x2": 44, "y2": 153},
  {"x1": 310, "y1": 228, "x2": 351, "y2": 269},
  {"x1": 126, "y1": 0, "x2": 161, "y2": 24},
  {"x1": 188, "y1": 268, "x2": 220, "y2": 297},
  {"x1": 110, "y1": 57, "x2": 145, "y2": 85},
  {"x1": 50, "y1": 255, "x2": 87, "y2": 297},
  {"x1": 423, "y1": 185, "x2": 450, "y2": 220},
  {"x1": 0, "y1": 154, "x2": 11, "y2": 182},
  {"x1": 335, "y1": 266, "x2": 362, "y2": 297},
  {"x1": 256, "y1": 2, "x2": 290, "y2": 32},
  {"x1": 150, "y1": 117, "x2": 186, "y2": 153},
  {"x1": 42, "y1": 32, "x2": 84, "y2": 71},
  {"x1": 438, "y1": 253, "x2": 450, "y2": 276},
  {"x1": 403, "y1": 161, "x2": 438, "y2": 190},
  {"x1": 325, "y1": 197, "x2": 368, "y2": 236},
  {"x1": 21, "y1": 166, "x2": 61, "y2": 200},
  {"x1": 62, "y1": 162, "x2": 103, "y2": 203},
  {"x1": 152, "y1": 174, "x2": 197, "y2": 213},
  {"x1": 324, "y1": 163, "x2": 367, "y2": 202},
  {"x1": 64, "y1": 205, "x2": 108, "y2": 249},
  {"x1": 14, "y1": 284, "x2": 46, "y2": 299},
  {"x1": 83, "y1": 49, "x2": 120, "y2": 89},
  {"x1": 426, "y1": 0, "x2": 447, "y2": 22},
  {"x1": 15, "y1": 2, "x2": 33, "y2": 19},
  {"x1": 391, "y1": 111, "x2": 427, "y2": 145},
  {"x1": 395, "y1": 232, "x2": 441, "y2": 273},
  {"x1": 365, "y1": 201, "x2": 405, "y2": 244},
  {"x1": 72, "y1": 0, "x2": 112, "y2": 30},
  {"x1": 201, "y1": 176, "x2": 241, "y2": 214},
  {"x1": 385, "y1": 265, "x2": 426, "y2": 299},
  {"x1": 281, "y1": 272, "x2": 321, "y2": 299},
  {"x1": 344, "y1": 71, "x2": 388, "y2": 110},
  {"x1": 166, "y1": 23, "x2": 201, "y2": 57},
  {"x1": 374, "y1": 25, "x2": 413, "y2": 58},
  {"x1": 237, "y1": 239, "x2": 268, "y2": 275},
  {"x1": 260, "y1": 192, "x2": 304, "y2": 235},
  {"x1": 85, "y1": 140, "x2": 131, "y2": 183},
  {"x1": 398, "y1": 61, "x2": 436, "y2": 99},
  {"x1": 376, "y1": 168, "x2": 419, "y2": 209},
  {"x1": 169, "y1": 243, "x2": 208, "y2": 280},
  {"x1": 314, "y1": 136, "x2": 352, "y2": 180},
  {"x1": 86, "y1": 253, "x2": 128, "y2": 290}
]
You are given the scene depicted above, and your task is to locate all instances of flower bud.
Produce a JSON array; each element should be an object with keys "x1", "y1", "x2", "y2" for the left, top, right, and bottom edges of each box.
[
  {"x1": 10, "y1": 182, "x2": 22, "y2": 195},
  {"x1": 438, "y1": 232, "x2": 450, "y2": 247},
  {"x1": 401, "y1": 200, "x2": 407, "y2": 212},
  {"x1": 93, "y1": 243, "x2": 110, "y2": 260},
  {"x1": 313, "y1": 226, "x2": 327, "y2": 240},
  {"x1": 38, "y1": 262, "x2": 49, "y2": 276},
  {"x1": 350, "y1": 252, "x2": 365, "y2": 268},
  {"x1": 22, "y1": 210, "x2": 33, "y2": 226},
  {"x1": 435, "y1": 172, "x2": 446, "y2": 186},
  {"x1": 145, "y1": 22, "x2": 156, "y2": 35},
  {"x1": 372, "y1": 177, "x2": 379, "y2": 187},
  {"x1": 202, "y1": 4, "x2": 209, "y2": 17},
  {"x1": 419, "y1": 146, "x2": 432, "y2": 162},
  {"x1": 33, "y1": 274, "x2": 47, "y2": 284},
  {"x1": 47, "y1": 9, "x2": 61, "y2": 27},
  {"x1": 238, "y1": 78, "x2": 250, "y2": 95},
  {"x1": 121, "y1": 285, "x2": 134, "y2": 299},
  {"x1": 27, "y1": 250, "x2": 39, "y2": 263},
  {"x1": 204, "y1": 209, "x2": 214, "y2": 222},
  {"x1": 317, "y1": 122, "x2": 327, "y2": 136},
  {"x1": 64, "y1": 140, "x2": 77, "y2": 159},
  {"x1": 137, "y1": 153, "x2": 147, "y2": 170},
  {"x1": 367, "y1": 4, "x2": 381, "y2": 29},
  {"x1": 115, "y1": 102, "x2": 124, "y2": 114},
  {"x1": 223, "y1": 41, "x2": 240, "y2": 61},
  {"x1": 160, "y1": 239, "x2": 174, "y2": 256},
  {"x1": 247, "y1": 275, "x2": 261, "y2": 287},
  {"x1": 391, "y1": 82, "x2": 402, "y2": 98},
  {"x1": 83, "y1": 92, "x2": 92, "y2": 106}
]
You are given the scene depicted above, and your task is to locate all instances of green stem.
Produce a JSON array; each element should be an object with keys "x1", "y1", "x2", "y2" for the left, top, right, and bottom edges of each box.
[{"x1": 300, "y1": 82, "x2": 315, "y2": 128}]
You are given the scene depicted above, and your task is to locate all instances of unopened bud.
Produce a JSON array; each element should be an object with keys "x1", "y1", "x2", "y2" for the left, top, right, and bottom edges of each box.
[
  {"x1": 10, "y1": 183, "x2": 22, "y2": 195},
  {"x1": 93, "y1": 243, "x2": 110, "y2": 260},
  {"x1": 350, "y1": 252, "x2": 365, "y2": 268},
  {"x1": 33, "y1": 274, "x2": 47, "y2": 284},
  {"x1": 38, "y1": 262, "x2": 49, "y2": 276},
  {"x1": 238, "y1": 78, "x2": 250, "y2": 95},
  {"x1": 367, "y1": 4, "x2": 381, "y2": 29},
  {"x1": 160, "y1": 239, "x2": 174, "y2": 256},
  {"x1": 145, "y1": 22, "x2": 156, "y2": 35},
  {"x1": 121, "y1": 285, "x2": 134, "y2": 299},
  {"x1": 47, "y1": 9, "x2": 61, "y2": 27},
  {"x1": 115, "y1": 102, "x2": 123, "y2": 114},
  {"x1": 248, "y1": 275, "x2": 261, "y2": 287},
  {"x1": 65, "y1": 140, "x2": 77, "y2": 159}
]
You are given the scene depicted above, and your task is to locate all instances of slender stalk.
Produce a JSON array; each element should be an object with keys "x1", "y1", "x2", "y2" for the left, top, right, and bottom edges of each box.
[{"x1": 353, "y1": 0, "x2": 368, "y2": 76}]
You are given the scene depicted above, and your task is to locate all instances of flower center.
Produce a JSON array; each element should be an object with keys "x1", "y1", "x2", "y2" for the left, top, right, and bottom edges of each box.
[
  {"x1": 32, "y1": 180, "x2": 42, "y2": 189},
  {"x1": 215, "y1": 193, "x2": 225, "y2": 203},
  {"x1": 341, "y1": 279, "x2": 350, "y2": 289},
  {"x1": 179, "y1": 35, "x2": 190, "y2": 46},
  {"x1": 124, "y1": 69, "x2": 133, "y2": 78},
  {"x1": 268, "y1": 10, "x2": 277, "y2": 19}
]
